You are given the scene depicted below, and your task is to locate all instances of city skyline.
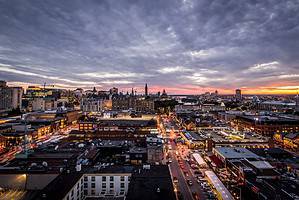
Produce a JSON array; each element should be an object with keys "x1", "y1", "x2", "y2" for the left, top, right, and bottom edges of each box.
[{"x1": 1, "y1": 0, "x2": 299, "y2": 94}]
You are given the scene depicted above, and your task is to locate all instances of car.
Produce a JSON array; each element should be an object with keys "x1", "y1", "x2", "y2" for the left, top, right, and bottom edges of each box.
[
  {"x1": 187, "y1": 179, "x2": 193, "y2": 186},
  {"x1": 183, "y1": 171, "x2": 189, "y2": 176},
  {"x1": 173, "y1": 177, "x2": 178, "y2": 183},
  {"x1": 190, "y1": 164, "x2": 197, "y2": 169},
  {"x1": 192, "y1": 192, "x2": 199, "y2": 200},
  {"x1": 201, "y1": 183, "x2": 208, "y2": 187}
]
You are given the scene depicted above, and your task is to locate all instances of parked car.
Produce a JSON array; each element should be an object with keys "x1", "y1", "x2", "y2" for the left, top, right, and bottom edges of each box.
[
  {"x1": 173, "y1": 177, "x2": 178, "y2": 183},
  {"x1": 192, "y1": 192, "x2": 199, "y2": 200},
  {"x1": 187, "y1": 179, "x2": 193, "y2": 186}
]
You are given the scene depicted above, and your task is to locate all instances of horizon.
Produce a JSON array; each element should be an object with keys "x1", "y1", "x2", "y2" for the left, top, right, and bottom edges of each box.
[{"x1": 5, "y1": 81, "x2": 299, "y2": 96}]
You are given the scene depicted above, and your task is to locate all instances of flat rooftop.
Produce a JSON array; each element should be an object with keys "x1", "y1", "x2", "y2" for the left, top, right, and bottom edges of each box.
[
  {"x1": 214, "y1": 147, "x2": 260, "y2": 160},
  {"x1": 36, "y1": 172, "x2": 83, "y2": 200},
  {"x1": 126, "y1": 165, "x2": 176, "y2": 200},
  {"x1": 205, "y1": 170, "x2": 233, "y2": 200},
  {"x1": 248, "y1": 160, "x2": 274, "y2": 169},
  {"x1": 237, "y1": 115, "x2": 299, "y2": 124}
]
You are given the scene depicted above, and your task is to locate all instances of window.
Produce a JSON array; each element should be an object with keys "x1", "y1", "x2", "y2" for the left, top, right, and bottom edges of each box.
[
  {"x1": 91, "y1": 183, "x2": 95, "y2": 188},
  {"x1": 120, "y1": 176, "x2": 125, "y2": 181},
  {"x1": 91, "y1": 190, "x2": 95, "y2": 195},
  {"x1": 84, "y1": 176, "x2": 87, "y2": 181},
  {"x1": 110, "y1": 176, "x2": 114, "y2": 181},
  {"x1": 120, "y1": 183, "x2": 125, "y2": 188},
  {"x1": 81, "y1": 179, "x2": 83, "y2": 184},
  {"x1": 102, "y1": 183, "x2": 106, "y2": 188},
  {"x1": 84, "y1": 183, "x2": 88, "y2": 188},
  {"x1": 84, "y1": 190, "x2": 88, "y2": 195},
  {"x1": 91, "y1": 176, "x2": 95, "y2": 181},
  {"x1": 102, "y1": 176, "x2": 106, "y2": 181},
  {"x1": 110, "y1": 182, "x2": 114, "y2": 188}
]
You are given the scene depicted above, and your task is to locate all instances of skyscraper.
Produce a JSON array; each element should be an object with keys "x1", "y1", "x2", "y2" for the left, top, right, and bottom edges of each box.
[
  {"x1": 235, "y1": 89, "x2": 242, "y2": 101},
  {"x1": 145, "y1": 83, "x2": 148, "y2": 97}
]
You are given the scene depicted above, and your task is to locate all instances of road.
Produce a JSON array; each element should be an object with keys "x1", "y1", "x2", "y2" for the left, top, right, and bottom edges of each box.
[
  {"x1": 169, "y1": 140, "x2": 194, "y2": 200},
  {"x1": 161, "y1": 115, "x2": 208, "y2": 200}
]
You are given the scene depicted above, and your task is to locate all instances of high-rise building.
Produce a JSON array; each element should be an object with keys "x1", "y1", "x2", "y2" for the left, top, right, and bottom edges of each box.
[
  {"x1": 0, "y1": 81, "x2": 23, "y2": 111},
  {"x1": 0, "y1": 81, "x2": 12, "y2": 111},
  {"x1": 235, "y1": 89, "x2": 242, "y2": 101},
  {"x1": 11, "y1": 87, "x2": 23, "y2": 109},
  {"x1": 145, "y1": 83, "x2": 148, "y2": 97}
]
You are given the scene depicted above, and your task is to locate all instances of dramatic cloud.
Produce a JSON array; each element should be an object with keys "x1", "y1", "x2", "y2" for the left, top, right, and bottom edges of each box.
[
  {"x1": 0, "y1": 0, "x2": 299, "y2": 94},
  {"x1": 157, "y1": 66, "x2": 193, "y2": 74}
]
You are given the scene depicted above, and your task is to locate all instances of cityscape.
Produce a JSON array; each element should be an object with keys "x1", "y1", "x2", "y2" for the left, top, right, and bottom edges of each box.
[{"x1": 0, "y1": 1, "x2": 299, "y2": 200}]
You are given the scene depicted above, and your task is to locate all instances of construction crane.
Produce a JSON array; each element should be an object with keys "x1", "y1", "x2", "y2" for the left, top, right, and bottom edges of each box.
[{"x1": 43, "y1": 82, "x2": 55, "y2": 90}]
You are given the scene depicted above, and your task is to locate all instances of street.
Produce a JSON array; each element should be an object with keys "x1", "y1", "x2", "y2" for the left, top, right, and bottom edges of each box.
[
  {"x1": 162, "y1": 115, "x2": 215, "y2": 200},
  {"x1": 169, "y1": 140, "x2": 207, "y2": 200}
]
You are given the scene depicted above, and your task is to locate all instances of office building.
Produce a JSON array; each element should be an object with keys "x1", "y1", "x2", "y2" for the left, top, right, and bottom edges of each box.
[
  {"x1": 235, "y1": 114, "x2": 299, "y2": 136},
  {"x1": 235, "y1": 89, "x2": 242, "y2": 101},
  {"x1": 0, "y1": 81, "x2": 23, "y2": 112}
]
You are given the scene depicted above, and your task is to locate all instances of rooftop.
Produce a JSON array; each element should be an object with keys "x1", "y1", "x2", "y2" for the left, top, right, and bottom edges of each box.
[
  {"x1": 205, "y1": 170, "x2": 233, "y2": 200},
  {"x1": 126, "y1": 165, "x2": 176, "y2": 200},
  {"x1": 248, "y1": 160, "x2": 274, "y2": 169},
  {"x1": 36, "y1": 172, "x2": 83, "y2": 200},
  {"x1": 214, "y1": 147, "x2": 260, "y2": 160}
]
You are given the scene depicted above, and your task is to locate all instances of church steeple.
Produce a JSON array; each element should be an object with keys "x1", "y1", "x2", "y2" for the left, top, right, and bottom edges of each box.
[{"x1": 145, "y1": 83, "x2": 148, "y2": 97}]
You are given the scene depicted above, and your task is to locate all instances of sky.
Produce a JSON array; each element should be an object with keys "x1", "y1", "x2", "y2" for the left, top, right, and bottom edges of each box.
[{"x1": 0, "y1": 0, "x2": 299, "y2": 95}]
